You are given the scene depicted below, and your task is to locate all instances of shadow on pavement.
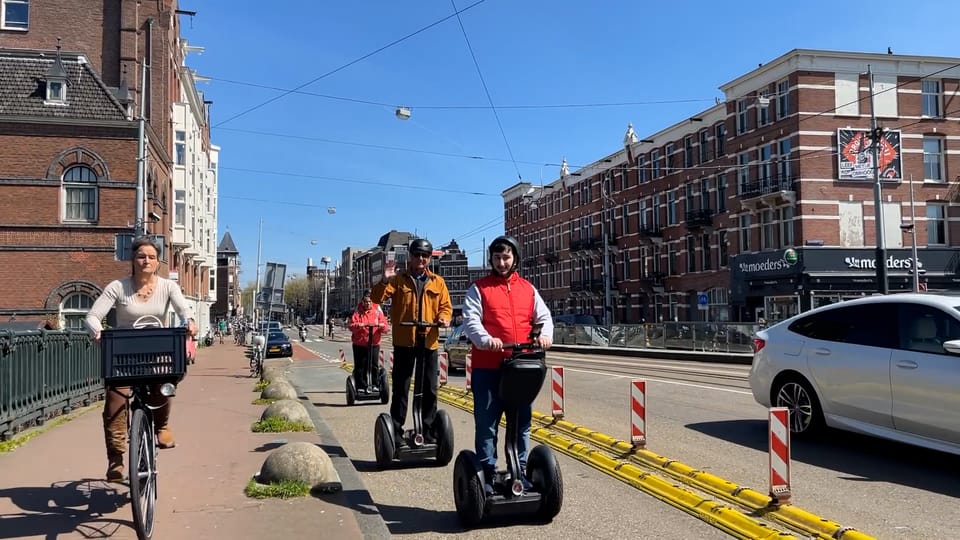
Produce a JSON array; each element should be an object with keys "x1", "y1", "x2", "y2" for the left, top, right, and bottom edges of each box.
[
  {"x1": 687, "y1": 419, "x2": 960, "y2": 498},
  {"x1": 0, "y1": 479, "x2": 132, "y2": 539},
  {"x1": 374, "y1": 502, "x2": 462, "y2": 535}
]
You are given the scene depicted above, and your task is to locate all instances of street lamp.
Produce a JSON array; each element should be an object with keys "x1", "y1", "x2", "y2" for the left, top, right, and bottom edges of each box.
[
  {"x1": 600, "y1": 183, "x2": 616, "y2": 326},
  {"x1": 321, "y1": 256, "x2": 331, "y2": 327}
]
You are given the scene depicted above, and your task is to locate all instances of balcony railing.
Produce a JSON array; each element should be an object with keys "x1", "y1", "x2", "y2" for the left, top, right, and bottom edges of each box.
[
  {"x1": 639, "y1": 226, "x2": 664, "y2": 240},
  {"x1": 739, "y1": 175, "x2": 796, "y2": 199},
  {"x1": 685, "y1": 208, "x2": 715, "y2": 229}
]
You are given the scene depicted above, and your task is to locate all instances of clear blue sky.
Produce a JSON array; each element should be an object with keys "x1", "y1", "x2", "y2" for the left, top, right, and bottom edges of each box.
[{"x1": 179, "y1": 0, "x2": 960, "y2": 284}]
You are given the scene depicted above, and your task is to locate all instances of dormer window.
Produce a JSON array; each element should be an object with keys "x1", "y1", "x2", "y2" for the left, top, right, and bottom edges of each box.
[{"x1": 44, "y1": 38, "x2": 69, "y2": 105}]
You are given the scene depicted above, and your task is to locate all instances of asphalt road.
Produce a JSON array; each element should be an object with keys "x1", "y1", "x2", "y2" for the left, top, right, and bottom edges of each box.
[{"x1": 290, "y1": 328, "x2": 960, "y2": 539}]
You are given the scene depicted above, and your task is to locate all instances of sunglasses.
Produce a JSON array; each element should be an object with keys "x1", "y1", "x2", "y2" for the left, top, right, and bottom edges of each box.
[{"x1": 412, "y1": 252, "x2": 431, "y2": 259}]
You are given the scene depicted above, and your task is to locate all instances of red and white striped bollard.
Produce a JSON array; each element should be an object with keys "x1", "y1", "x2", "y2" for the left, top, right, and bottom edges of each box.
[
  {"x1": 339, "y1": 348, "x2": 346, "y2": 364},
  {"x1": 551, "y1": 366, "x2": 564, "y2": 418},
  {"x1": 465, "y1": 353, "x2": 472, "y2": 391},
  {"x1": 768, "y1": 407, "x2": 792, "y2": 505},
  {"x1": 439, "y1": 352, "x2": 448, "y2": 386},
  {"x1": 378, "y1": 349, "x2": 384, "y2": 369},
  {"x1": 630, "y1": 379, "x2": 646, "y2": 448}
]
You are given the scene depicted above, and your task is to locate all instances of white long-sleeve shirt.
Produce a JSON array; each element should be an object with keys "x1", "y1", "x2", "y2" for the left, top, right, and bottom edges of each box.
[{"x1": 85, "y1": 277, "x2": 192, "y2": 334}]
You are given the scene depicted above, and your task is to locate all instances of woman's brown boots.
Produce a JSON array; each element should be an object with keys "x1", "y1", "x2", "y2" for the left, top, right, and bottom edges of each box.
[{"x1": 103, "y1": 389, "x2": 128, "y2": 482}]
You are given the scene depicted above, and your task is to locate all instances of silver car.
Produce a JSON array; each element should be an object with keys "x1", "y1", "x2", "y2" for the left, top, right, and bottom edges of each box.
[{"x1": 749, "y1": 293, "x2": 960, "y2": 455}]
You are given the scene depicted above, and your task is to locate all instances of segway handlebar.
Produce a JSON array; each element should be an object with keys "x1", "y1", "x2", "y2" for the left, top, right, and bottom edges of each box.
[
  {"x1": 399, "y1": 321, "x2": 444, "y2": 328},
  {"x1": 501, "y1": 322, "x2": 545, "y2": 350}
]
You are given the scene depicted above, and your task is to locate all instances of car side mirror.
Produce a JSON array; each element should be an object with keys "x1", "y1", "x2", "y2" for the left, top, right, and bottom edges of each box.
[{"x1": 943, "y1": 339, "x2": 960, "y2": 355}]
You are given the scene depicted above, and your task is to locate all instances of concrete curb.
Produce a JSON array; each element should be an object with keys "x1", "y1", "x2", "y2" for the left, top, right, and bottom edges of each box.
[{"x1": 291, "y1": 379, "x2": 392, "y2": 540}]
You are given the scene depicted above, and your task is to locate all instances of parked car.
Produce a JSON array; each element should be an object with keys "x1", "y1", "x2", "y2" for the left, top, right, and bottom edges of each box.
[
  {"x1": 443, "y1": 325, "x2": 470, "y2": 371},
  {"x1": 749, "y1": 293, "x2": 960, "y2": 455},
  {"x1": 264, "y1": 331, "x2": 293, "y2": 358}
]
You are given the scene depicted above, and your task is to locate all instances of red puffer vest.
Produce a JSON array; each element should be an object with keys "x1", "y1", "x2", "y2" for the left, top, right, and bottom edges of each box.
[{"x1": 470, "y1": 272, "x2": 535, "y2": 370}]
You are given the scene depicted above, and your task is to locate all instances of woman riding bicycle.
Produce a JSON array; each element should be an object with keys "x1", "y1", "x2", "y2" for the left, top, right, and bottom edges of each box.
[{"x1": 85, "y1": 236, "x2": 197, "y2": 482}]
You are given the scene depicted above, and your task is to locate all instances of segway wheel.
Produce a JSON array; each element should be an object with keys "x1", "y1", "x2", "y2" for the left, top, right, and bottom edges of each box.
[
  {"x1": 434, "y1": 410, "x2": 454, "y2": 466},
  {"x1": 378, "y1": 368, "x2": 389, "y2": 405},
  {"x1": 527, "y1": 445, "x2": 563, "y2": 521},
  {"x1": 373, "y1": 413, "x2": 395, "y2": 469},
  {"x1": 345, "y1": 376, "x2": 356, "y2": 406},
  {"x1": 453, "y1": 450, "x2": 485, "y2": 528}
]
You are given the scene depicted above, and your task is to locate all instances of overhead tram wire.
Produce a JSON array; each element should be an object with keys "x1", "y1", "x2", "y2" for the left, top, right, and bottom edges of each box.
[
  {"x1": 212, "y1": 0, "x2": 488, "y2": 128},
  {"x1": 450, "y1": 0, "x2": 522, "y2": 181}
]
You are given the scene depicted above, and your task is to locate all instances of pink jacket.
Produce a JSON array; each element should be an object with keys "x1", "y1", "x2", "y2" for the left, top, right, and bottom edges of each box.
[{"x1": 349, "y1": 302, "x2": 389, "y2": 346}]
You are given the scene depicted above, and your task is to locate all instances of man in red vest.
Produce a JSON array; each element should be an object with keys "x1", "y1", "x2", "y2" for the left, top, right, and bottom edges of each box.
[{"x1": 462, "y1": 235, "x2": 553, "y2": 495}]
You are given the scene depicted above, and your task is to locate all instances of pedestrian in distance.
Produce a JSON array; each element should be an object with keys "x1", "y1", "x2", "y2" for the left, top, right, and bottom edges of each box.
[
  {"x1": 462, "y1": 235, "x2": 553, "y2": 495},
  {"x1": 348, "y1": 290, "x2": 389, "y2": 391},
  {"x1": 371, "y1": 238, "x2": 453, "y2": 445},
  {"x1": 85, "y1": 236, "x2": 197, "y2": 482}
]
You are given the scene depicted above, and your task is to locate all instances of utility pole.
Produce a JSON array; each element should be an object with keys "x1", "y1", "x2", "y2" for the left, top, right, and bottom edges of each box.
[
  {"x1": 601, "y1": 185, "x2": 613, "y2": 326},
  {"x1": 254, "y1": 219, "x2": 263, "y2": 329},
  {"x1": 868, "y1": 65, "x2": 889, "y2": 294},
  {"x1": 908, "y1": 174, "x2": 920, "y2": 293},
  {"x1": 135, "y1": 58, "x2": 148, "y2": 236},
  {"x1": 321, "y1": 256, "x2": 331, "y2": 328}
]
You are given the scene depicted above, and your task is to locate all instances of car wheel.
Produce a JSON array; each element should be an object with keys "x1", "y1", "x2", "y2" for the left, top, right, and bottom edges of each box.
[{"x1": 772, "y1": 376, "x2": 825, "y2": 437}]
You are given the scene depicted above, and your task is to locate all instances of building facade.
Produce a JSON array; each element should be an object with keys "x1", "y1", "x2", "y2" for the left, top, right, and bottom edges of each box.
[
  {"x1": 0, "y1": 1, "x2": 218, "y2": 329},
  {"x1": 213, "y1": 231, "x2": 240, "y2": 322},
  {"x1": 505, "y1": 49, "x2": 960, "y2": 324}
]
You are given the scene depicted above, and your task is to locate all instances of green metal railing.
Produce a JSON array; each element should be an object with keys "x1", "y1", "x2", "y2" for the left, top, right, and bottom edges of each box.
[{"x1": 0, "y1": 330, "x2": 104, "y2": 440}]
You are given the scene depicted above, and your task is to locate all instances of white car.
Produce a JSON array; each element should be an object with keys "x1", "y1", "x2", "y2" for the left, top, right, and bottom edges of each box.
[{"x1": 749, "y1": 293, "x2": 960, "y2": 455}]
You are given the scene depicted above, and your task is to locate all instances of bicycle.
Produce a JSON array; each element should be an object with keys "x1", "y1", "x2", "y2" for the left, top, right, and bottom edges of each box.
[
  {"x1": 250, "y1": 333, "x2": 265, "y2": 379},
  {"x1": 100, "y1": 315, "x2": 188, "y2": 540}
]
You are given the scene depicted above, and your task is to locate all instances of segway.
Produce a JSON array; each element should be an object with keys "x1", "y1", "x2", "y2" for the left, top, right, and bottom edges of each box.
[
  {"x1": 346, "y1": 325, "x2": 390, "y2": 406},
  {"x1": 374, "y1": 320, "x2": 454, "y2": 469},
  {"x1": 453, "y1": 324, "x2": 563, "y2": 527}
]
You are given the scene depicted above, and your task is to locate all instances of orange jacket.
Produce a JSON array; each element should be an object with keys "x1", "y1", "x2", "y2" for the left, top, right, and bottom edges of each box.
[{"x1": 370, "y1": 269, "x2": 452, "y2": 349}]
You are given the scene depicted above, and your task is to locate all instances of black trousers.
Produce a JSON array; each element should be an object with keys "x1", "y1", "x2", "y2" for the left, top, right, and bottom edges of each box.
[
  {"x1": 351, "y1": 344, "x2": 380, "y2": 389},
  {"x1": 390, "y1": 345, "x2": 438, "y2": 431}
]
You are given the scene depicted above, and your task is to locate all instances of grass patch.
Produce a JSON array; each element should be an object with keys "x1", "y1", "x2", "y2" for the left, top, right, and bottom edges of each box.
[
  {"x1": 244, "y1": 478, "x2": 310, "y2": 499},
  {"x1": 252, "y1": 398, "x2": 277, "y2": 405},
  {"x1": 251, "y1": 416, "x2": 313, "y2": 433},
  {"x1": 253, "y1": 380, "x2": 269, "y2": 392}
]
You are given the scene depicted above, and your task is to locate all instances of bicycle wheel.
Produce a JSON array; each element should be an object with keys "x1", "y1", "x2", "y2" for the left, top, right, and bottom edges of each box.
[{"x1": 129, "y1": 406, "x2": 157, "y2": 540}]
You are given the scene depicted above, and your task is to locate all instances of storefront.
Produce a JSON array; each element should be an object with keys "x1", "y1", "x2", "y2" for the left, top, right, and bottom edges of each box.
[{"x1": 729, "y1": 247, "x2": 960, "y2": 323}]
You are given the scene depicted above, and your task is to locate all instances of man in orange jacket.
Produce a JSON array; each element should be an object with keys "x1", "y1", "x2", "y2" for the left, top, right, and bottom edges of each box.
[
  {"x1": 348, "y1": 290, "x2": 389, "y2": 391},
  {"x1": 370, "y1": 238, "x2": 453, "y2": 443}
]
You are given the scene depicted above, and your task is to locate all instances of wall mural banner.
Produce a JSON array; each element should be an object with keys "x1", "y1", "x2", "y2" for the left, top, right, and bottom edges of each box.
[{"x1": 837, "y1": 128, "x2": 902, "y2": 180}]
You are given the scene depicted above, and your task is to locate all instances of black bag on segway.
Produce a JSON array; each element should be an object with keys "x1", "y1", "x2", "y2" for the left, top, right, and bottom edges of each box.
[{"x1": 498, "y1": 350, "x2": 547, "y2": 409}]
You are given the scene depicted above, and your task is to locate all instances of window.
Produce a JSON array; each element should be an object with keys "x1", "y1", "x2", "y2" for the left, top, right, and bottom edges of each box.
[
  {"x1": 736, "y1": 99, "x2": 749, "y2": 134},
  {"x1": 47, "y1": 80, "x2": 65, "y2": 103},
  {"x1": 835, "y1": 72, "x2": 860, "y2": 116},
  {"x1": 778, "y1": 138, "x2": 792, "y2": 181},
  {"x1": 686, "y1": 236, "x2": 696, "y2": 272},
  {"x1": 1, "y1": 0, "x2": 28, "y2": 30},
  {"x1": 759, "y1": 144, "x2": 773, "y2": 184},
  {"x1": 781, "y1": 207, "x2": 795, "y2": 247},
  {"x1": 639, "y1": 199, "x2": 648, "y2": 229},
  {"x1": 174, "y1": 190, "x2": 186, "y2": 226},
  {"x1": 922, "y1": 80, "x2": 941, "y2": 117},
  {"x1": 622, "y1": 249, "x2": 630, "y2": 280},
  {"x1": 667, "y1": 190, "x2": 677, "y2": 225},
  {"x1": 639, "y1": 155, "x2": 648, "y2": 183},
  {"x1": 897, "y1": 303, "x2": 960, "y2": 354},
  {"x1": 684, "y1": 136, "x2": 694, "y2": 167},
  {"x1": 60, "y1": 293, "x2": 93, "y2": 330},
  {"x1": 209, "y1": 269, "x2": 215, "y2": 293},
  {"x1": 716, "y1": 174, "x2": 727, "y2": 212},
  {"x1": 651, "y1": 150, "x2": 662, "y2": 178},
  {"x1": 740, "y1": 214, "x2": 752, "y2": 251},
  {"x1": 667, "y1": 242, "x2": 676, "y2": 275},
  {"x1": 701, "y1": 178, "x2": 711, "y2": 209},
  {"x1": 652, "y1": 194, "x2": 661, "y2": 228},
  {"x1": 718, "y1": 230, "x2": 729, "y2": 267},
  {"x1": 63, "y1": 165, "x2": 97, "y2": 222},
  {"x1": 685, "y1": 183, "x2": 695, "y2": 212},
  {"x1": 788, "y1": 303, "x2": 897, "y2": 348},
  {"x1": 665, "y1": 144, "x2": 674, "y2": 174},
  {"x1": 737, "y1": 152, "x2": 750, "y2": 193},
  {"x1": 701, "y1": 234, "x2": 711, "y2": 271},
  {"x1": 776, "y1": 79, "x2": 789, "y2": 119},
  {"x1": 927, "y1": 203, "x2": 947, "y2": 245},
  {"x1": 762, "y1": 209, "x2": 778, "y2": 249},
  {"x1": 757, "y1": 91, "x2": 770, "y2": 127},
  {"x1": 175, "y1": 130, "x2": 186, "y2": 166},
  {"x1": 699, "y1": 130, "x2": 709, "y2": 163},
  {"x1": 715, "y1": 123, "x2": 726, "y2": 156},
  {"x1": 923, "y1": 136, "x2": 944, "y2": 181}
]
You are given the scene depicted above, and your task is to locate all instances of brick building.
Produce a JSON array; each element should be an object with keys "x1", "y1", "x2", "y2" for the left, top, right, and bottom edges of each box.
[
  {"x1": 0, "y1": 1, "x2": 218, "y2": 329},
  {"x1": 505, "y1": 49, "x2": 960, "y2": 325}
]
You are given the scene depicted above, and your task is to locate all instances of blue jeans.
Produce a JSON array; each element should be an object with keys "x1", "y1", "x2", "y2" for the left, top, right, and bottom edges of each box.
[{"x1": 472, "y1": 368, "x2": 532, "y2": 476}]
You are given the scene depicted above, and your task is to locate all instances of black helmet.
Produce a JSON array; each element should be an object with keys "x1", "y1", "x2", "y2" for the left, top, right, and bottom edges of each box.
[
  {"x1": 488, "y1": 235, "x2": 520, "y2": 273},
  {"x1": 408, "y1": 238, "x2": 433, "y2": 255}
]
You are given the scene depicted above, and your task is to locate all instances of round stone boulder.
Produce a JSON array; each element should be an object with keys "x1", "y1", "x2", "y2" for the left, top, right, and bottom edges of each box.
[
  {"x1": 261, "y1": 379, "x2": 298, "y2": 401},
  {"x1": 258, "y1": 441, "x2": 342, "y2": 493},
  {"x1": 260, "y1": 399, "x2": 311, "y2": 425},
  {"x1": 261, "y1": 365, "x2": 287, "y2": 383}
]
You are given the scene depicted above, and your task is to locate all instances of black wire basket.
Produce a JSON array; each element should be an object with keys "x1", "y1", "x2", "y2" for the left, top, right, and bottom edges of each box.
[{"x1": 101, "y1": 327, "x2": 188, "y2": 386}]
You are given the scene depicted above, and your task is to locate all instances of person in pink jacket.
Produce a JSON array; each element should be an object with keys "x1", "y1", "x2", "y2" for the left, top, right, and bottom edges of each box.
[{"x1": 348, "y1": 290, "x2": 389, "y2": 391}]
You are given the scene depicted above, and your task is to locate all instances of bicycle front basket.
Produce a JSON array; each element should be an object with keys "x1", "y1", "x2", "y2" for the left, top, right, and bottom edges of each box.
[{"x1": 101, "y1": 327, "x2": 188, "y2": 385}]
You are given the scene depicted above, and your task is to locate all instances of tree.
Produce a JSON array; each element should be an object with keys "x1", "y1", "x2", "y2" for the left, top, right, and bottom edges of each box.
[{"x1": 284, "y1": 277, "x2": 312, "y2": 316}]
